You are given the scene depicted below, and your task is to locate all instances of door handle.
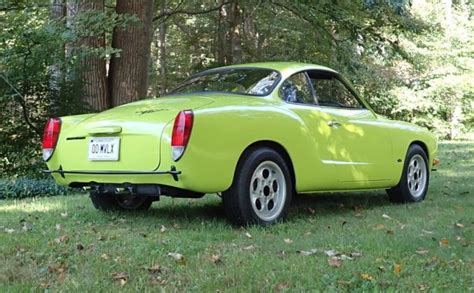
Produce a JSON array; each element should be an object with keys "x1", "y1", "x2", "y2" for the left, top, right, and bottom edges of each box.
[{"x1": 327, "y1": 120, "x2": 342, "y2": 128}]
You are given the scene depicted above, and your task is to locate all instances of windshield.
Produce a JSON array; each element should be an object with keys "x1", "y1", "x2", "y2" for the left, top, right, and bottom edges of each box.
[{"x1": 171, "y1": 68, "x2": 280, "y2": 96}]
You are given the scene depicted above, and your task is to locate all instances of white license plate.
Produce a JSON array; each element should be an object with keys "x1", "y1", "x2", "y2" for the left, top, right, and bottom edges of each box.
[{"x1": 88, "y1": 137, "x2": 120, "y2": 161}]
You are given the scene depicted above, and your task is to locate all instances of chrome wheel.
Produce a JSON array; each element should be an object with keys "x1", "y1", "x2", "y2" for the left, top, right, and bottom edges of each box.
[
  {"x1": 249, "y1": 161, "x2": 287, "y2": 221},
  {"x1": 407, "y1": 154, "x2": 427, "y2": 198}
]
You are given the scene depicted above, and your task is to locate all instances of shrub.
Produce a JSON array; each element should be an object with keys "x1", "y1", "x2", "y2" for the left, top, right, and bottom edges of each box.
[{"x1": 0, "y1": 177, "x2": 78, "y2": 199}]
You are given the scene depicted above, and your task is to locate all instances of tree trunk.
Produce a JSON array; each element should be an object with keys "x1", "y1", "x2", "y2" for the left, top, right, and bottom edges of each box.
[
  {"x1": 109, "y1": 0, "x2": 154, "y2": 106},
  {"x1": 216, "y1": 4, "x2": 228, "y2": 65},
  {"x1": 66, "y1": 0, "x2": 109, "y2": 111},
  {"x1": 48, "y1": 0, "x2": 65, "y2": 93},
  {"x1": 158, "y1": 0, "x2": 167, "y2": 94},
  {"x1": 229, "y1": 0, "x2": 242, "y2": 64}
]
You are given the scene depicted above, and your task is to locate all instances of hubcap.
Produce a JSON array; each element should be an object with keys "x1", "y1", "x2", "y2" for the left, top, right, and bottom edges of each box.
[
  {"x1": 249, "y1": 161, "x2": 287, "y2": 221},
  {"x1": 407, "y1": 154, "x2": 427, "y2": 198}
]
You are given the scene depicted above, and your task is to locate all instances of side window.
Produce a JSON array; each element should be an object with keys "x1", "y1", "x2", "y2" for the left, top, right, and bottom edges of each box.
[
  {"x1": 309, "y1": 75, "x2": 363, "y2": 109},
  {"x1": 279, "y1": 72, "x2": 315, "y2": 105}
]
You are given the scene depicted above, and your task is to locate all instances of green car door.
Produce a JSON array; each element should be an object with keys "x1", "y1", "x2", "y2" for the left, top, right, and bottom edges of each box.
[
  {"x1": 307, "y1": 71, "x2": 394, "y2": 187},
  {"x1": 280, "y1": 70, "x2": 394, "y2": 190}
]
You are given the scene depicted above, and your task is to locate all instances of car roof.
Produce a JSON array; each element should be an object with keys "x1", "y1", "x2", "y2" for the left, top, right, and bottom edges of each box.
[{"x1": 221, "y1": 62, "x2": 339, "y2": 78}]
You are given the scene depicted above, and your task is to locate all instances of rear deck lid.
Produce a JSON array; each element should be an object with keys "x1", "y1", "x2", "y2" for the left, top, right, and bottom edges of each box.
[{"x1": 57, "y1": 96, "x2": 213, "y2": 172}]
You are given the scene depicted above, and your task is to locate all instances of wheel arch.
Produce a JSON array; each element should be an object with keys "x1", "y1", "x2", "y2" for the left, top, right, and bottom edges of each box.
[
  {"x1": 232, "y1": 140, "x2": 296, "y2": 190},
  {"x1": 410, "y1": 140, "x2": 429, "y2": 157}
]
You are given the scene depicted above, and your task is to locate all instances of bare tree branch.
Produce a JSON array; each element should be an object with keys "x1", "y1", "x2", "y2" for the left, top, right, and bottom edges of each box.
[
  {"x1": 152, "y1": 1, "x2": 232, "y2": 22},
  {"x1": 0, "y1": 73, "x2": 42, "y2": 138}
]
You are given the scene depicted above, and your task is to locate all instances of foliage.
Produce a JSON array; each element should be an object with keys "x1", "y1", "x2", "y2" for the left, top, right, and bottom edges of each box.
[
  {"x1": 0, "y1": 177, "x2": 75, "y2": 199},
  {"x1": 1, "y1": 0, "x2": 473, "y2": 179},
  {"x1": 0, "y1": 1, "x2": 134, "y2": 178},
  {"x1": 0, "y1": 142, "x2": 472, "y2": 290}
]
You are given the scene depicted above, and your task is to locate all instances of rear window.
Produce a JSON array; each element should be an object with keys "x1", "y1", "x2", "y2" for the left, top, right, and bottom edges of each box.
[{"x1": 171, "y1": 68, "x2": 280, "y2": 96}]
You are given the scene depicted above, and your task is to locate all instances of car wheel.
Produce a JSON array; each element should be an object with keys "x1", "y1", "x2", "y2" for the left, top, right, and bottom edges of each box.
[
  {"x1": 223, "y1": 147, "x2": 293, "y2": 226},
  {"x1": 90, "y1": 191, "x2": 153, "y2": 211},
  {"x1": 387, "y1": 144, "x2": 429, "y2": 203}
]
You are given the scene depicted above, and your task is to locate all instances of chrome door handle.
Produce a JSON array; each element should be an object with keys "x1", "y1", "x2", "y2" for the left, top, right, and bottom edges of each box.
[{"x1": 327, "y1": 120, "x2": 342, "y2": 128}]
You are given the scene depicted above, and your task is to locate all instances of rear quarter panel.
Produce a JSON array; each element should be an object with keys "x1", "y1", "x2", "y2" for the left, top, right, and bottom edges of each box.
[{"x1": 158, "y1": 97, "x2": 335, "y2": 193}]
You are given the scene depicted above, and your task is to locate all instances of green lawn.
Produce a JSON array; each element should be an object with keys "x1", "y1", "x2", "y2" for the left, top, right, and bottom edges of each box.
[{"x1": 1, "y1": 142, "x2": 473, "y2": 291}]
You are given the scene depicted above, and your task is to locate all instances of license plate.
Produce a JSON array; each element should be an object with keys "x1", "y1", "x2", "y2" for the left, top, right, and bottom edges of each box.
[{"x1": 88, "y1": 137, "x2": 120, "y2": 161}]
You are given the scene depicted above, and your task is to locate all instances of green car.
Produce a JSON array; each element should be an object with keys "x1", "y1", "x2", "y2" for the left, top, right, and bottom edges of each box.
[{"x1": 43, "y1": 62, "x2": 438, "y2": 226}]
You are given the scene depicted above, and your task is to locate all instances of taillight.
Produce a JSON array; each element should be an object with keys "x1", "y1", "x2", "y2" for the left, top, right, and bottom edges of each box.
[
  {"x1": 171, "y1": 110, "x2": 193, "y2": 161},
  {"x1": 42, "y1": 117, "x2": 61, "y2": 161}
]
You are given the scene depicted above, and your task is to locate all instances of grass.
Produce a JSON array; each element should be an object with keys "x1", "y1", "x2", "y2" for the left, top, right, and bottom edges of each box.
[{"x1": 0, "y1": 142, "x2": 473, "y2": 292}]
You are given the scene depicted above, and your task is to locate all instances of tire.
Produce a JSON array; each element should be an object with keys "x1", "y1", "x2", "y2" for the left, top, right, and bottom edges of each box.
[
  {"x1": 387, "y1": 144, "x2": 430, "y2": 203},
  {"x1": 90, "y1": 191, "x2": 153, "y2": 211},
  {"x1": 223, "y1": 147, "x2": 293, "y2": 226}
]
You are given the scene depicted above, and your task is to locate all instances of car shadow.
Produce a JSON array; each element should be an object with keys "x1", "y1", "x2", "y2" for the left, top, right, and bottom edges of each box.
[{"x1": 142, "y1": 191, "x2": 392, "y2": 224}]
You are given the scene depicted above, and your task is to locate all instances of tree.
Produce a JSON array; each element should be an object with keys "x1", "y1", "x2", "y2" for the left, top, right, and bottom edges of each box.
[
  {"x1": 109, "y1": 0, "x2": 154, "y2": 106},
  {"x1": 67, "y1": 0, "x2": 109, "y2": 111}
]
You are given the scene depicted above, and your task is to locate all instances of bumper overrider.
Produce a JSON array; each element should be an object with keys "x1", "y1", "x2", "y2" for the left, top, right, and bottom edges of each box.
[{"x1": 43, "y1": 165, "x2": 181, "y2": 181}]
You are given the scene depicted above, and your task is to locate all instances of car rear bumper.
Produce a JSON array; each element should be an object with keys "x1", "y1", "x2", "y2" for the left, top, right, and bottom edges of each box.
[{"x1": 43, "y1": 165, "x2": 181, "y2": 181}]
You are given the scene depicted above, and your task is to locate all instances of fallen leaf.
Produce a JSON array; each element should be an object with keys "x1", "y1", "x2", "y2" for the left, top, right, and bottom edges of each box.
[
  {"x1": 111, "y1": 272, "x2": 128, "y2": 286},
  {"x1": 297, "y1": 248, "x2": 318, "y2": 256},
  {"x1": 147, "y1": 264, "x2": 162, "y2": 274},
  {"x1": 54, "y1": 235, "x2": 69, "y2": 244},
  {"x1": 416, "y1": 249, "x2": 429, "y2": 255},
  {"x1": 328, "y1": 257, "x2": 342, "y2": 267},
  {"x1": 160, "y1": 225, "x2": 167, "y2": 233},
  {"x1": 375, "y1": 224, "x2": 385, "y2": 230},
  {"x1": 455, "y1": 223, "x2": 464, "y2": 228},
  {"x1": 394, "y1": 263, "x2": 401, "y2": 274},
  {"x1": 150, "y1": 276, "x2": 167, "y2": 286},
  {"x1": 275, "y1": 283, "x2": 289, "y2": 290},
  {"x1": 211, "y1": 254, "x2": 222, "y2": 264},
  {"x1": 439, "y1": 238, "x2": 449, "y2": 247},
  {"x1": 48, "y1": 263, "x2": 68, "y2": 275},
  {"x1": 284, "y1": 238, "x2": 293, "y2": 244},
  {"x1": 324, "y1": 250, "x2": 339, "y2": 257},
  {"x1": 360, "y1": 273, "x2": 375, "y2": 281},
  {"x1": 340, "y1": 255, "x2": 353, "y2": 261},
  {"x1": 21, "y1": 223, "x2": 32, "y2": 231},
  {"x1": 337, "y1": 280, "x2": 352, "y2": 286},
  {"x1": 382, "y1": 214, "x2": 392, "y2": 220},
  {"x1": 245, "y1": 232, "x2": 252, "y2": 239},
  {"x1": 417, "y1": 284, "x2": 429, "y2": 291},
  {"x1": 167, "y1": 252, "x2": 185, "y2": 263},
  {"x1": 243, "y1": 245, "x2": 255, "y2": 251},
  {"x1": 421, "y1": 229, "x2": 433, "y2": 234}
]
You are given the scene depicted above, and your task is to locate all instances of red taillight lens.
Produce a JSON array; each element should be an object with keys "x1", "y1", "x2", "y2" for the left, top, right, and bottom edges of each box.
[
  {"x1": 171, "y1": 110, "x2": 193, "y2": 161},
  {"x1": 42, "y1": 117, "x2": 61, "y2": 161}
]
